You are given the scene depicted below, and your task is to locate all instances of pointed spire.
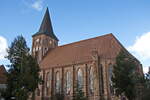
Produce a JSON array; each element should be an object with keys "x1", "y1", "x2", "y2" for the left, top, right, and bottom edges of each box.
[
  {"x1": 33, "y1": 7, "x2": 58, "y2": 41},
  {"x1": 39, "y1": 8, "x2": 53, "y2": 33}
]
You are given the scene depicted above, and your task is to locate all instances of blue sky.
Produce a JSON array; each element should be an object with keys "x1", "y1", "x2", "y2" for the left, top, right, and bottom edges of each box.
[{"x1": 0, "y1": 0, "x2": 150, "y2": 72}]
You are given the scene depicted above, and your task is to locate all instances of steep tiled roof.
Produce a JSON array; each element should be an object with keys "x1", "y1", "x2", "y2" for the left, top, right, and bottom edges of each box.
[
  {"x1": 33, "y1": 8, "x2": 59, "y2": 41},
  {"x1": 0, "y1": 65, "x2": 7, "y2": 84},
  {"x1": 40, "y1": 33, "x2": 124, "y2": 68}
]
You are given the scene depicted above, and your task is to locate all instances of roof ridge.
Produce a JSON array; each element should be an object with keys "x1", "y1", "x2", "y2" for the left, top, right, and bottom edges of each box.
[
  {"x1": 40, "y1": 33, "x2": 122, "y2": 68},
  {"x1": 58, "y1": 33, "x2": 113, "y2": 48},
  {"x1": 41, "y1": 33, "x2": 114, "y2": 62}
]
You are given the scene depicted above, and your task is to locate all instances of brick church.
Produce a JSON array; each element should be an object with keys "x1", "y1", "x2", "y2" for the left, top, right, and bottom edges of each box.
[{"x1": 31, "y1": 8, "x2": 143, "y2": 100}]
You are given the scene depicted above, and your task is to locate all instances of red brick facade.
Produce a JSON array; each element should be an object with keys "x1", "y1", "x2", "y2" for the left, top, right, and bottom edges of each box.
[{"x1": 31, "y1": 8, "x2": 143, "y2": 100}]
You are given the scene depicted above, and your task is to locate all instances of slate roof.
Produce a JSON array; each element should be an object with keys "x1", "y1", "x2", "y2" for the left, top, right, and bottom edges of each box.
[
  {"x1": 0, "y1": 65, "x2": 7, "y2": 84},
  {"x1": 40, "y1": 33, "x2": 125, "y2": 68},
  {"x1": 33, "y1": 8, "x2": 59, "y2": 41}
]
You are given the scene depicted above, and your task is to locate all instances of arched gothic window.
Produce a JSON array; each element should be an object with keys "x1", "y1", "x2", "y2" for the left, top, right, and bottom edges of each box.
[
  {"x1": 46, "y1": 72, "x2": 51, "y2": 95},
  {"x1": 108, "y1": 65, "x2": 113, "y2": 85},
  {"x1": 77, "y1": 68, "x2": 83, "y2": 89},
  {"x1": 65, "y1": 71, "x2": 71, "y2": 94},
  {"x1": 37, "y1": 88, "x2": 40, "y2": 96},
  {"x1": 89, "y1": 67, "x2": 94, "y2": 94},
  {"x1": 108, "y1": 65, "x2": 114, "y2": 95},
  {"x1": 99, "y1": 64, "x2": 104, "y2": 94},
  {"x1": 55, "y1": 71, "x2": 61, "y2": 93}
]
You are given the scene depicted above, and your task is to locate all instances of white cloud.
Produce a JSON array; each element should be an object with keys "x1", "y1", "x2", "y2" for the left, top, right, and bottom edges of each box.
[
  {"x1": 127, "y1": 32, "x2": 150, "y2": 73},
  {"x1": 31, "y1": 0, "x2": 43, "y2": 11},
  {"x1": 128, "y1": 32, "x2": 150, "y2": 60},
  {"x1": 23, "y1": 0, "x2": 44, "y2": 11},
  {"x1": 0, "y1": 36, "x2": 8, "y2": 60},
  {"x1": 143, "y1": 67, "x2": 149, "y2": 73}
]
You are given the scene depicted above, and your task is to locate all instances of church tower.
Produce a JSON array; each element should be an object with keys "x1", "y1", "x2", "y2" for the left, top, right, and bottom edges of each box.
[{"x1": 32, "y1": 8, "x2": 59, "y2": 63}]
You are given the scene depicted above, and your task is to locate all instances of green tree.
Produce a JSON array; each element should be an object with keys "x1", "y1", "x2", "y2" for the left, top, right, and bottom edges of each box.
[
  {"x1": 73, "y1": 84, "x2": 87, "y2": 100},
  {"x1": 112, "y1": 50, "x2": 139, "y2": 100},
  {"x1": 142, "y1": 87, "x2": 150, "y2": 100},
  {"x1": 53, "y1": 93, "x2": 64, "y2": 100},
  {"x1": 4, "y1": 35, "x2": 42, "y2": 100},
  {"x1": 141, "y1": 70, "x2": 150, "y2": 100}
]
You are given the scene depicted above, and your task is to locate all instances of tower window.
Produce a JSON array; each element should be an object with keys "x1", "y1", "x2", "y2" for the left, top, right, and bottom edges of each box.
[
  {"x1": 49, "y1": 40, "x2": 52, "y2": 44},
  {"x1": 40, "y1": 39, "x2": 42, "y2": 44},
  {"x1": 36, "y1": 46, "x2": 38, "y2": 51},
  {"x1": 39, "y1": 46, "x2": 41, "y2": 50},
  {"x1": 36, "y1": 38, "x2": 40, "y2": 43},
  {"x1": 33, "y1": 48, "x2": 35, "y2": 52}
]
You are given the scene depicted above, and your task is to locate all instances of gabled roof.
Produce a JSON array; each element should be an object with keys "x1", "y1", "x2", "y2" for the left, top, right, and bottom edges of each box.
[
  {"x1": 0, "y1": 65, "x2": 7, "y2": 84},
  {"x1": 40, "y1": 33, "x2": 125, "y2": 68},
  {"x1": 33, "y1": 8, "x2": 59, "y2": 41}
]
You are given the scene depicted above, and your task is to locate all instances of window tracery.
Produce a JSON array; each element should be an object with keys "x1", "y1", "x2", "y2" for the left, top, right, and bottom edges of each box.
[
  {"x1": 77, "y1": 68, "x2": 83, "y2": 89},
  {"x1": 65, "y1": 71, "x2": 71, "y2": 94},
  {"x1": 108, "y1": 64, "x2": 114, "y2": 95},
  {"x1": 46, "y1": 72, "x2": 51, "y2": 95},
  {"x1": 89, "y1": 67, "x2": 94, "y2": 94},
  {"x1": 55, "y1": 71, "x2": 61, "y2": 93}
]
